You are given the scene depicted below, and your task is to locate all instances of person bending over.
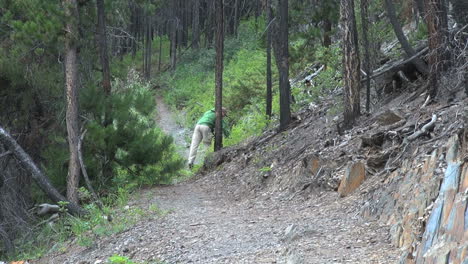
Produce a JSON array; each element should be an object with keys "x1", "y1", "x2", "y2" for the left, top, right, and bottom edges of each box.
[{"x1": 188, "y1": 107, "x2": 230, "y2": 168}]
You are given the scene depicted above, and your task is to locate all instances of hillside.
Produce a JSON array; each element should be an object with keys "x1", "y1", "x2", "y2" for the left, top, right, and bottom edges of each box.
[{"x1": 31, "y1": 79, "x2": 467, "y2": 263}]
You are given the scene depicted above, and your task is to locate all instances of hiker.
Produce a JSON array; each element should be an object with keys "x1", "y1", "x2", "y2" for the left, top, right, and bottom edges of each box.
[{"x1": 188, "y1": 107, "x2": 230, "y2": 168}]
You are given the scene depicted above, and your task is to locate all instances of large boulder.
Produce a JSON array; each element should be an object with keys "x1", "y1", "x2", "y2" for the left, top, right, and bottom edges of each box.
[{"x1": 338, "y1": 161, "x2": 366, "y2": 197}]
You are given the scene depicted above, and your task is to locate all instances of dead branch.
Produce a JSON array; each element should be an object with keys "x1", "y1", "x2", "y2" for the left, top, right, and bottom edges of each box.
[
  {"x1": 422, "y1": 121, "x2": 460, "y2": 144},
  {"x1": 420, "y1": 95, "x2": 431, "y2": 109},
  {"x1": 303, "y1": 65, "x2": 325, "y2": 83},
  {"x1": 35, "y1": 213, "x2": 60, "y2": 228},
  {"x1": 404, "y1": 114, "x2": 437, "y2": 143},
  {"x1": 78, "y1": 129, "x2": 104, "y2": 210},
  {"x1": 0, "y1": 125, "x2": 86, "y2": 216},
  {"x1": 362, "y1": 47, "x2": 429, "y2": 83},
  {"x1": 37, "y1": 203, "x2": 60, "y2": 216},
  {"x1": 385, "y1": 119, "x2": 407, "y2": 131},
  {"x1": 0, "y1": 150, "x2": 11, "y2": 158}
]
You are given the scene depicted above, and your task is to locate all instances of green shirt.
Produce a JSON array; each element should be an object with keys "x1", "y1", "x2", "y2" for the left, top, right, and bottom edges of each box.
[{"x1": 197, "y1": 109, "x2": 230, "y2": 137}]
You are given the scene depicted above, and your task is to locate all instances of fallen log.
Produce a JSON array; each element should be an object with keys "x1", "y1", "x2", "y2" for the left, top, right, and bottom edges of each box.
[
  {"x1": 362, "y1": 47, "x2": 428, "y2": 83},
  {"x1": 0, "y1": 125, "x2": 86, "y2": 216}
]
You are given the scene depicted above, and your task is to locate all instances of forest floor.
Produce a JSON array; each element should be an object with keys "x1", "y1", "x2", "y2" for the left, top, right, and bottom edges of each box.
[{"x1": 33, "y1": 96, "x2": 400, "y2": 264}]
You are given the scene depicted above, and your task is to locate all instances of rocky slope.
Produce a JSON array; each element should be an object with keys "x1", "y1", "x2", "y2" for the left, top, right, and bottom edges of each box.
[{"x1": 201, "y1": 85, "x2": 468, "y2": 263}]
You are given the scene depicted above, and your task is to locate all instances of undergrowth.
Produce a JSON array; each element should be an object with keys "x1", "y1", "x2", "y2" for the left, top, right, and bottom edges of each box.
[{"x1": 11, "y1": 187, "x2": 168, "y2": 261}]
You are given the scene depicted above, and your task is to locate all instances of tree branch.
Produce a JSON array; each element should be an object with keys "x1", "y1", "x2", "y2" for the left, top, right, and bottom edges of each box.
[
  {"x1": 78, "y1": 129, "x2": 104, "y2": 210},
  {"x1": 404, "y1": 114, "x2": 437, "y2": 143}
]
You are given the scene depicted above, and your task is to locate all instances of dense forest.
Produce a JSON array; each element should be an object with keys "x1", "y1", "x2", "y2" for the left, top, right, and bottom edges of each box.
[{"x1": 0, "y1": 0, "x2": 467, "y2": 262}]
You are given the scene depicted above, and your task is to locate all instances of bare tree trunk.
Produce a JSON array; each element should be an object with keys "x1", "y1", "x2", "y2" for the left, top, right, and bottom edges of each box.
[
  {"x1": 266, "y1": 0, "x2": 273, "y2": 119},
  {"x1": 415, "y1": 0, "x2": 426, "y2": 18},
  {"x1": 255, "y1": 0, "x2": 260, "y2": 33},
  {"x1": 341, "y1": 0, "x2": 361, "y2": 129},
  {"x1": 144, "y1": 16, "x2": 152, "y2": 80},
  {"x1": 206, "y1": 0, "x2": 215, "y2": 47},
  {"x1": 323, "y1": 18, "x2": 332, "y2": 47},
  {"x1": 361, "y1": 0, "x2": 371, "y2": 112},
  {"x1": 64, "y1": 0, "x2": 81, "y2": 205},
  {"x1": 0, "y1": 126, "x2": 85, "y2": 215},
  {"x1": 193, "y1": 0, "x2": 200, "y2": 49},
  {"x1": 234, "y1": 0, "x2": 239, "y2": 37},
  {"x1": 158, "y1": 26, "x2": 163, "y2": 72},
  {"x1": 170, "y1": 0, "x2": 178, "y2": 71},
  {"x1": 272, "y1": 0, "x2": 291, "y2": 131},
  {"x1": 96, "y1": 0, "x2": 115, "y2": 182},
  {"x1": 425, "y1": 0, "x2": 449, "y2": 99},
  {"x1": 130, "y1": 2, "x2": 138, "y2": 58},
  {"x1": 384, "y1": 0, "x2": 429, "y2": 75},
  {"x1": 214, "y1": 0, "x2": 224, "y2": 151},
  {"x1": 180, "y1": 0, "x2": 187, "y2": 47},
  {"x1": 96, "y1": 0, "x2": 111, "y2": 96}
]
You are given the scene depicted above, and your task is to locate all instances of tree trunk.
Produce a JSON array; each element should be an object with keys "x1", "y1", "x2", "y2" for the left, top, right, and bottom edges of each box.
[
  {"x1": 158, "y1": 26, "x2": 163, "y2": 72},
  {"x1": 130, "y1": 3, "x2": 138, "y2": 57},
  {"x1": 255, "y1": 0, "x2": 260, "y2": 33},
  {"x1": 272, "y1": 0, "x2": 291, "y2": 131},
  {"x1": 64, "y1": 0, "x2": 81, "y2": 205},
  {"x1": 144, "y1": 16, "x2": 152, "y2": 80},
  {"x1": 170, "y1": 0, "x2": 178, "y2": 71},
  {"x1": 193, "y1": 0, "x2": 200, "y2": 49},
  {"x1": 176, "y1": 0, "x2": 183, "y2": 51},
  {"x1": 384, "y1": 0, "x2": 429, "y2": 75},
  {"x1": 96, "y1": 0, "x2": 115, "y2": 182},
  {"x1": 206, "y1": 0, "x2": 215, "y2": 47},
  {"x1": 424, "y1": 0, "x2": 449, "y2": 99},
  {"x1": 341, "y1": 0, "x2": 361, "y2": 129},
  {"x1": 234, "y1": 0, "x2": 239, "y2": 37},
  {"x1": 415, "y1": 0, "x2": 426, "y2": 18},
  {"x1": 266, "y1": 0, "x2": 273, "y2": 119},
  {"x1": 214, "y1": 0, "x2": 224, "y2": 152},
  {"x1": 323, "y1": 18, "x2": 332, "y2": 47},
  {"x1": 361, "y1": 0, "x2": 371, "y2": 112},
  {"x1": 0, "y1": 126, "x2": 85, "y2": 216},
  {"x1": 96, "y1": 0, "x2": 111, "y2": 96}
]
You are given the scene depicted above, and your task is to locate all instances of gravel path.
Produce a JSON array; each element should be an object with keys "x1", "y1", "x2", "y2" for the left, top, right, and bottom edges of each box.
[{"x1": 32, "y1": 98, "x2": 399, "y2": 264}]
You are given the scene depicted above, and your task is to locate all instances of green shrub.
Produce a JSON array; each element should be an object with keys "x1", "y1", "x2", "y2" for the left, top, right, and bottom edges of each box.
[
  {"x1": 82, "y1": 71, "x2": 185, "y2": 188},
  {"x1": 108, "y1": 254, "x2": 138, "y2": 264}
]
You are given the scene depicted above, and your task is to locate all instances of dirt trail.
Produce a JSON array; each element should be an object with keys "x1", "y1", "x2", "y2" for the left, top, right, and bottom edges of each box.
[
  {"x1": 155, "y1": 96, "x2": 189, "y2": 159},
  {"x1": 34, "y1": 98, "x2": 399, "y2": 264}
]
